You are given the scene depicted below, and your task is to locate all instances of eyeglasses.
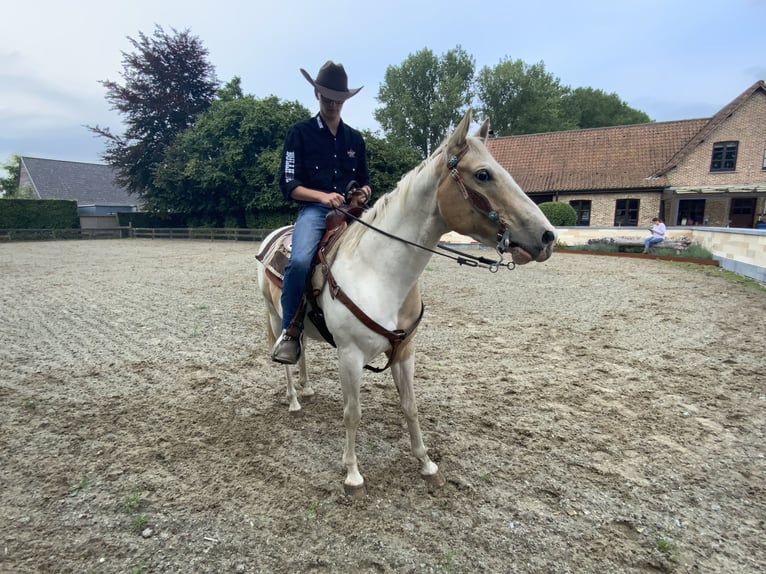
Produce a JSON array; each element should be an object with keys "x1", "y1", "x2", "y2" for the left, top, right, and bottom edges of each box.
[{"x1": 320, "y1": 96, "x2": 344, "y2": 106}]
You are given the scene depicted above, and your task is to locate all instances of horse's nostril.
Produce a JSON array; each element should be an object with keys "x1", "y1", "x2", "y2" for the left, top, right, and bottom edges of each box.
[{"x1": 542, "y1": 230, "x2": 555, "y2": 244}]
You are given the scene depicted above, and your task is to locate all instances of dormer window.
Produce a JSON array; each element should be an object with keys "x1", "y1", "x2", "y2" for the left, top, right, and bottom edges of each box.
[{"x1": 710, "y1": 141, "x2": 738, "y2": 172}]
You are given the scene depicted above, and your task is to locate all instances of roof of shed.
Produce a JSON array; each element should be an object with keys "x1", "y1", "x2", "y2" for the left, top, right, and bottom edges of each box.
[{"x1": 21, "y1": 157, "x2": 138, "y2": 206}]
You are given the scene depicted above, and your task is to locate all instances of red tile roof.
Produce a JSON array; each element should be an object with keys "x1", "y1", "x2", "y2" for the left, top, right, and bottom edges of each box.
[
  {"x1": 487, "y1": 119, "x2": 708, "y2": 193},
  {"x1": 487, "y1": 80, "x2": 766, "y2": 193}
]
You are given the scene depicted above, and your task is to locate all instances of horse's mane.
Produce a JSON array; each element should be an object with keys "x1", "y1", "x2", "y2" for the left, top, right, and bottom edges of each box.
[{"x1": 337, "y1": 147, "x2": 443, "y2": 254}]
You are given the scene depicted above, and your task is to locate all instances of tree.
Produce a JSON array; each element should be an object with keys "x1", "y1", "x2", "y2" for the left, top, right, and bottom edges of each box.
[
  {"x1": 217, "y1": 76, "x2": 244, "y2": 102},
  {"x1": 375, "y1": 47, "x2": 474, "y2": 157},
  {"x1": 0, "y1": 154, "x2": 21, "y2": 198},
  {"x1": 561, "y1": 87, "x2": 652, "y2": 129},
  {"x1": 152, "y1": 95, "x2": 310, "y2": 226},
  {"x1": 88, "y1": 25, "x2": 219, "y2": 202},
  {"x1": 362, "y1": 131, "x2": 422, "y2": 199},
  {"x1": 476, "y1": 57, "x2": 571, "y2": 136}
]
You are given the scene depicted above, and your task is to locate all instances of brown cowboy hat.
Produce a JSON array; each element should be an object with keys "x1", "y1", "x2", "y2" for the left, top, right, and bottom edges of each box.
[{"x1": 300, "y1": 61, "x2": 362, "y2": 102}]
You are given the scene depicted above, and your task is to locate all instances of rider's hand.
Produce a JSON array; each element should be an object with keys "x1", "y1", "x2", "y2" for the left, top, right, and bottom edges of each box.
[{"x1": 320, "y1": 192, "x2": 346, "y2": 208}]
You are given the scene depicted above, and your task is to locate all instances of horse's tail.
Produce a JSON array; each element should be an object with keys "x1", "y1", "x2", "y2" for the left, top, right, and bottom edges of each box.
[{"x1": 255, "y1": 230, "x2": 288, "y2": 351}]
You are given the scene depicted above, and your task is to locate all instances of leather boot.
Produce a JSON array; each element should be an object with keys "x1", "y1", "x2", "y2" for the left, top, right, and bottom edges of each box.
[{"x1": 271, "y1": 324, "x2": 302, "y2": 364}]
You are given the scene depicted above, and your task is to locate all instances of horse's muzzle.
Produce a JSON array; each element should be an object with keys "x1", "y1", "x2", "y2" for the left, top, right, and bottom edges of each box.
[{"x1": 510, "y1": 229, "x2": 555, "y2": 264}]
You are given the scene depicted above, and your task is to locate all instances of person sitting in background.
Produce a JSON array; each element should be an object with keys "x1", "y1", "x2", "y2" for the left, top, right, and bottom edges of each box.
[{"x1": 643, "y1": 217, "x2": 666, "y2": 253}]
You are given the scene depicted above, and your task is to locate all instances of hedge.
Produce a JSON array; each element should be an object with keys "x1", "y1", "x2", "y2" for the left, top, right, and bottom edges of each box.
[
  {"x1": 538, "y1": 201, "x2": 577, "y2": 226},
  {"x1": 0, "y1": 199, "x2": 79, "y2": 229}
]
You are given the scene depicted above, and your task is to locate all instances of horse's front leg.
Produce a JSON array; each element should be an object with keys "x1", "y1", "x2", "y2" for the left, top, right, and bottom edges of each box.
[
  {"x1": 391, "y1": 350, "x2": 445, "y2": 489},
  {"x1": 338, "y1": 350, "x2": 366, "y2": 497}
]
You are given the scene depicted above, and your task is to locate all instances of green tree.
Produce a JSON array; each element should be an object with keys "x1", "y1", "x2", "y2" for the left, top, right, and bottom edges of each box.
[
  {"x1": 0, "y1": 154, "x2": 21, "y2": 198},
  {"x1": 476, "y1": 57, "x2": 571, "y2": 135},
  {"x1": 152, "y1": 95, "x2": 309, "y2": 226},
  {"x1": 88, "y1": 25, "x2": 219, "y2": 201},
  {"x1": 561, "y1": 87, "x2": 651, "y2": 129},
  {"x1": 362, "y1": 131, "x2": 422, "y2": 199},
  {"x1": 375, "y1": 46, "x2": 474, "y2": 157},
  {"x1": 217, "y1": 76, "x2": 244, "y2": 102}
]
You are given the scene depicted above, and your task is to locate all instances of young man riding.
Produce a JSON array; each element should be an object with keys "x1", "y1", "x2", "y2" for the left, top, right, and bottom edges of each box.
[{"x1": 271, "y1": 61, "x2": 372, "y2": 364}]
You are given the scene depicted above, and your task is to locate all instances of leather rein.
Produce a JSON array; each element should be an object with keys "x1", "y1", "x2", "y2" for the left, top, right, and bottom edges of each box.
[{"x1": 336, "y1": 145, "x2": 517, "y2": 273}]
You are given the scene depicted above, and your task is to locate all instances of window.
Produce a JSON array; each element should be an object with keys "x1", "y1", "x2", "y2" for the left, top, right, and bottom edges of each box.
[
  {"x1": 531, "y1": 194, "x2": 554, "y2": 205},
  {"x1": 710, "y1": 141, "x2": 738, "y2": 172},
  {"x1": 614, "y1": 199, "x2": 639, "y2": 226},
  {"x1": 762, "y1": 147, "x2": 766, "y2": 170},
  {"x1": 677, "y1": 199, "x2": 705, "y2": 226},
  {"x1": 569, "y1": 200, "x2": 591, "y2": 226}
]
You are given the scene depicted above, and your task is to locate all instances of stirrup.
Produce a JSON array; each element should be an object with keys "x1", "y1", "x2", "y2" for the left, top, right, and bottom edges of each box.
[{"x1": 271, "y1": 328, "x2": 303, "y2": 364}]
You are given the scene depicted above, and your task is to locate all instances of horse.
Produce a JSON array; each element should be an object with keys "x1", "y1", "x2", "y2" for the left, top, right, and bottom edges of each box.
[{"x1": 256, "y1": 109, "x2": 555, "y2": 496}]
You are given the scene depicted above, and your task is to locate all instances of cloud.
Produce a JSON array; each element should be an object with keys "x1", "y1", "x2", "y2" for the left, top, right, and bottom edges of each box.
[{"x1": 2, "y1": 0, "x2": 764, "y2": 164}]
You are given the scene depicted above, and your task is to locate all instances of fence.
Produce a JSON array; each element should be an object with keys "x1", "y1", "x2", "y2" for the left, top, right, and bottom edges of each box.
[
  {"x1": 0, "y1": 228, "x2": 129, "y2": 241},
  {"x1": 129, "y1": 227, "x2": 271, "y2": 241},
  {"x1": 0, "y1": 227, "x2": 272, "y2": 242},
  {"x1": 3, "y1": 225, "x2": 764, "y2": 283}
]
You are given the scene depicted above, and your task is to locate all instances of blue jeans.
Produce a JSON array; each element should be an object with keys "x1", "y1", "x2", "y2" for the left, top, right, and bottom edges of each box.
[
  {"x1": 644, "y1": 236, "x2": 663, "y2": 250},
  {"x1": 280, "y1": 203, "x2": 331, "y2": 330}
]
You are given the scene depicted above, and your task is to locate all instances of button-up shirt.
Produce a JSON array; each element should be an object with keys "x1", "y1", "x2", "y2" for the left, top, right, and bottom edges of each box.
[{"x1": 280, "y1": 113, "x2": 370, "y2": 202}]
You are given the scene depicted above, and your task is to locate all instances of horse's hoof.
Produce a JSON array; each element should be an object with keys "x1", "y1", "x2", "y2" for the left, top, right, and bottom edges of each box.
[
  {"x1": 343, "y1": 482, "x2": 367, "y2": 498},
  {"x1": 422, "y1": 470, "x2": 446, "y2": 491}
]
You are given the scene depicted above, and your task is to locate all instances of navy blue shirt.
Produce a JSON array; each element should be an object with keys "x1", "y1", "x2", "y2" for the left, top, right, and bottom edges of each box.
[{"x1": 279, "y1": 114, "x2": 370, "y2": 202}]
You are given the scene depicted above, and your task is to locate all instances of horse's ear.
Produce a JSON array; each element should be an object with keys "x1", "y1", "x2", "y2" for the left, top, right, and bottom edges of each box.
[
  {"x1": 448, "y1": 109, "x2": 472, "y2": 150},
  {"x1": 474, "y1": 119, "x2": 490, "y2": 143}
]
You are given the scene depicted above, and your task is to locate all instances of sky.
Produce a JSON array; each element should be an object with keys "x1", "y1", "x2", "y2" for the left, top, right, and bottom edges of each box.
[{"x1": 2, "y1": 0, "x2": 765, "y2": 170}]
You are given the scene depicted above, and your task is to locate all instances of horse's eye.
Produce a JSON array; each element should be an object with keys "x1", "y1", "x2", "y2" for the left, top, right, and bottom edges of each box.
[{"x1": 475, "y1": 169, "x2": 491, "y2": 182}]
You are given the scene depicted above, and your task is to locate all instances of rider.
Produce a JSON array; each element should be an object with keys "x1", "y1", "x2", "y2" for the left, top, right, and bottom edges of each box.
[{"x1": 272, "y1": 61, "x2": 372, "y2": 365}]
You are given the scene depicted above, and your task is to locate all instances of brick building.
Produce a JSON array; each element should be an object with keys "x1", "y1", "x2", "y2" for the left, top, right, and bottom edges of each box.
[{"x1": 487, "y1": 81, "x2": 766, "y2": 229}]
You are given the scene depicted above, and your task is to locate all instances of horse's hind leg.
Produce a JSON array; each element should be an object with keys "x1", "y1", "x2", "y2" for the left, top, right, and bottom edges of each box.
[
  {"x1": 298, "y1": 350, "x2": 313, "y2": 398},
  {"x1": 282, "y1": 335, "x2": 311, "y2": 412},
  {"x1": 390, "y1": 351, "x2": 444, "y2": 489},
  {"x1": 284, "y1": 364, "x2": 302, "y2": 413}
]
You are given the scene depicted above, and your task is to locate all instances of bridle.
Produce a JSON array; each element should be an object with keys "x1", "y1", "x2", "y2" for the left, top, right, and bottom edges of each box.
[
  {"x1": 447, "y1": 143, "x2": 513, "y2": 254},
  {"x1": 335, "y1": 143, "x2": 518, "y2": 273}
]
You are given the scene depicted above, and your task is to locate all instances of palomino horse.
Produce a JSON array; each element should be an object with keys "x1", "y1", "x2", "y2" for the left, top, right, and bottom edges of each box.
[{"x1": 256, "y1": 109, "x2": 555, "y2": 496}]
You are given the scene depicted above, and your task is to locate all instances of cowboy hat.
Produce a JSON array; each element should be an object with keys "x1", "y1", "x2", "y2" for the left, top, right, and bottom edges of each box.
[{"x1": 300, "y1": 61, "x2": 362, "y2": 102}]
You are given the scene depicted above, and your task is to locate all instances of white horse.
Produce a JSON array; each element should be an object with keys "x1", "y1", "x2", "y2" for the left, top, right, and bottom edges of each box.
[{"x1": 256, "y1": 109, "x2": 555, "y2": 496}]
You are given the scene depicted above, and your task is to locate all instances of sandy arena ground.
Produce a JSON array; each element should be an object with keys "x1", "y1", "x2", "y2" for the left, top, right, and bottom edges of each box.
[{"x1": 1, "y1": 239, "x2": 764, "y2": 573}]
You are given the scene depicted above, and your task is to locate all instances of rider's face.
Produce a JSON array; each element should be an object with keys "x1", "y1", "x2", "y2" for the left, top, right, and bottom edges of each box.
[{"x1": 318, "y1": 93, "x2": 344, "y2": 121}]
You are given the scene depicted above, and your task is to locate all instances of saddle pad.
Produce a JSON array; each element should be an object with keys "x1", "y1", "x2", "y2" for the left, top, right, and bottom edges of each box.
[
  {"x1": 257, "y1": 218, "x2": 349, "y2": 293},
  {"x1": 256, "y1": 227, "x2": 293, "y2": 282}
]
